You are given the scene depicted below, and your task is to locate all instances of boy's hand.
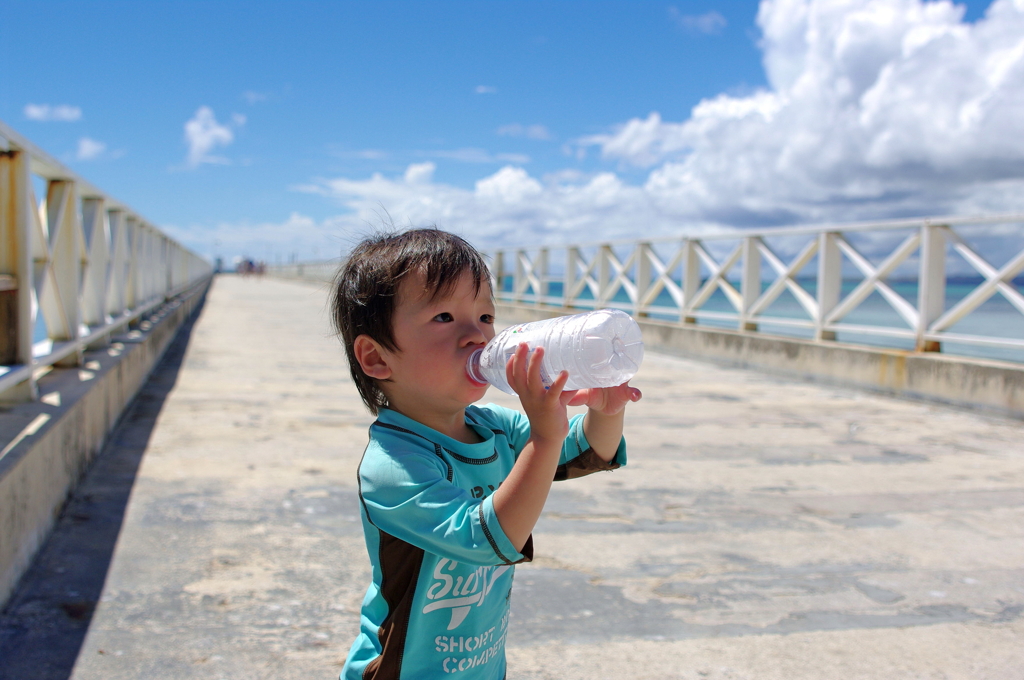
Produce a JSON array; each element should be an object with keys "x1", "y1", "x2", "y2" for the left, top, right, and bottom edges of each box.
[
  {"x1": 494, "y1": 344, "x2": 640, "y2": 551},
  {"x1": 507, "y1": 343, "x2": 573, "y2": 446},
  {"x1": 565, "y1": 382, "x2": 642, "y2": 415},
  {"x1": 569, "y1": 382, "x2": 640, "y2": 463}
]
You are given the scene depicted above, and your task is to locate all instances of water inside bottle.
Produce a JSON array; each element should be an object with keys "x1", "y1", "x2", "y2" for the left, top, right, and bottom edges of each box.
[{"x1": 467, "y1": 308, "x2": 644, "y2": 393}]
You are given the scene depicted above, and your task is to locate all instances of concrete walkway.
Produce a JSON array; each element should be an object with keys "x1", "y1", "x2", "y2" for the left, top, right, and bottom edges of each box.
[{"x1": 2, "y1": 274, "x2": 1023, "y2": 679}]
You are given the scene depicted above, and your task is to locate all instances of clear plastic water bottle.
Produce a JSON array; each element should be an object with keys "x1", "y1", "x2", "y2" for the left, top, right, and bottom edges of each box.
[{"x1": 467, "y1": 309, "x2": 644, "y2": 395}]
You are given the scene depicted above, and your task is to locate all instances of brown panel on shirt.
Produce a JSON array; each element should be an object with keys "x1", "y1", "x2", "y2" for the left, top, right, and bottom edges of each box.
[
  {"x1": 362, "y1": 532, "x2": 425, "y2": 680},
  {"x1": 554, "y1": 447, "x2": 620, "y2": 481},
  {"x1": 519, "y1": 534, "x2": 535, "y2": 562}
]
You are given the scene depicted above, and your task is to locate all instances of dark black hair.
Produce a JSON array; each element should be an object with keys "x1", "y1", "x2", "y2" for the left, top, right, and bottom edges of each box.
[{"x1": 330, "y1": 228, "x2": 491, "y2": 414}]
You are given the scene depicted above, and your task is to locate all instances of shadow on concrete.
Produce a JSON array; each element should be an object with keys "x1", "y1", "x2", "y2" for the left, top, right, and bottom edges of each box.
[{"x1": 0, "y1": 293, "x2": 208, "y2": 680}]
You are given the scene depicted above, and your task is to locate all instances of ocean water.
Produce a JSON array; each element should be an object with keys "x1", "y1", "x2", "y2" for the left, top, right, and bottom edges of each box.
[
  {"x1": 498, "y1": 277, "x2": 1024, "y2": 364},
  {"x1": 25, "y1": 276, "x2": 1023, "y2": 365}
]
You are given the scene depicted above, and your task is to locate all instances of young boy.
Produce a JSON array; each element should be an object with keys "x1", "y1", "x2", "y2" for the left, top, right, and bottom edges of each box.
[{"x1": 332, "y1": 229, "x2": 641, "y2": 679}]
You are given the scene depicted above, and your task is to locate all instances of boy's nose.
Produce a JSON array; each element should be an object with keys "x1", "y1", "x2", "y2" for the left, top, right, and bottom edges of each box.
[{"x1": 461, "y1": 321, "x2": 488, "y2": 346}]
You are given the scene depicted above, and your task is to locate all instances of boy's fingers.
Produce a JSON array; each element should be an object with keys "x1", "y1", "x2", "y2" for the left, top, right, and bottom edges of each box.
[
  {"x1": 527, "y1": 345, "x2": 544, "y2": 387},
  {"x1": 564, "y1": 387, "x2": 589, "y2": 406},
  {"x1": 509, "y1": 342, "x2": 528, "y2": 389},
  {"x1": 619, "y1": 381, "x2": 642, "y2": 402},
  {"x1": 547, "y1": 369, "x2": 569, "y2": 399},
  {"x1": 615, "y1": 381, "x2": 642, "y2": 403},
  {"x1": 505, "y1": 350, "x2": 516, "y2": 386}
]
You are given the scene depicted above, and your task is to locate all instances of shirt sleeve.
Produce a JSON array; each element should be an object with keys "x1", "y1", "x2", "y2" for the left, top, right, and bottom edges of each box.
[
  {"x1": 359, "y1": 445, "x2": 531, "y2": 567},
  {"x1": 484, "y1": 405, "x2": 627, "y2": 481},
  {"x1": 555, "y1": 413, "x2": 627, "y2": 481}
]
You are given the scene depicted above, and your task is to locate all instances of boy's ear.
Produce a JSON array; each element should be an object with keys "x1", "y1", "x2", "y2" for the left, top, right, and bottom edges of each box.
[{"x1": 353, "y1": 334, "x2": 392, "y2": 380}]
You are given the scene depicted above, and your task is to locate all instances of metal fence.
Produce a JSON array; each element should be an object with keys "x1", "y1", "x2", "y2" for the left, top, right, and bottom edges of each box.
[
  {"x1": 486, "y1": 215, "x2": 1024, "y2": 361},
  {"x1": 263, "y1": 260, "x2": 340, "y2": 286},
  {"x1": 0, "y1": 120, "x2": 212, "y2": 402}
]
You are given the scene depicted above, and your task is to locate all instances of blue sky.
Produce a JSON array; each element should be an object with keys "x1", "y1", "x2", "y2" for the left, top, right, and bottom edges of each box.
[{"x1": 2, "y1": 0, "x2": 1018, "y2": 263}]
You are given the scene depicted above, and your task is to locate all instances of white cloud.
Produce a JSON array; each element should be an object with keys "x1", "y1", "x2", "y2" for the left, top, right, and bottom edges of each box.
[
  {"x1": 579, "y1": 0, "x2": 1024, "y2": 225},
  {"x1": 475, "y1": 167, "x2": 543, "y2": 203},
  {"x1": 668, "y1": 8, "x2": 728, "y2": 34},
  {"x1": 183, "y1": 106, "x2": 244, "y2": 167},
  {"x1": 242, "y1": 91, "x2": 269, "y2": 104},
  {"x1": 24, "y1": 104, "x2": 82, "y2": 122},
  {"x1": 162, "y1": 212, "x2": 347, "y2": 263},
  {"x1": 579, "y1": 112, "x2": 688, "y2": 168},
  {"x1": 404, "y1": 162, "x2": 436, "y2": 185},
  {"x1": 76, "y1": 137, "x2": 106, "y2": 161},
  {"x1": 216, "y1": 0, "x2": 1024, "y2": 258},
  {"x1": 304, "y1": 163, "x2": 707, "y2": 247},
  {"x1": 430, "y1": 148, "x2": 531, "y2": 164},
  {"x1": 475, "y1": 85, "x2": 498, "y2": 94},
  {"x1": 331, "y1": 148, "x2": 390, "y2": 160},
  {"x1": 497, "y1": 123, "x2": 553, "y2": 140}
]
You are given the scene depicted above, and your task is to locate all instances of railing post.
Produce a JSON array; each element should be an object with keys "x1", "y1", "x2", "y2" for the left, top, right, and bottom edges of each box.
[
  {"x1": 81, "y1": 198, "x2": 110, "y2": 348},
  {"x1": 137, "y1": 225, "x2": 148, "y2": 303},
  {"x1": 565, "y1": 247, "x2": 580, "y2": 309},
  {"x1": 106, "y1": 209, "x2": 126, "y2": 318},
  {"x1": 163, "y1": 235, "x2": 173, "y2": 296},
  {"x1": 740, "y1": 236, "x2": 760, "y2": 331},
  {"x1": 536, "y1": 247, "x2": 549, "y2": 302},
  {"x1": 176, "y1": 241, "x2": 186, "y2": 291},
  {"x1": 491, "y1": 250, "x2": 504, "y2": 298},
  {"x1": 816, "y1": 231, "x2": 841, "y2": 341},
  {"x1": 917, "y1": 223, "x2": 946, "y2": 352},
  {"x1": 125, "y1": 216, "x2": 139, "y2": 312},
  {"x1": 597, "y1": 244, "x2": 612, "y2": 307},
  {"x1": 0, "y1": 146, "x2": 37, "y2": 400},
  {"x1": 152, "y1": 227, "x2": 163, "y2": 298},
  {"x1": 152, "y1": 228, "x2": 161, "y2": 298},
  {"x1": 513, "y1": 249, "x2": 526, "y2": 302},
  {"x1": 142, "y1": 225, "x2": 154, "y2": 302},
  {"x1": 636, "y1": 242, "x2": 652, "y2": 317},
  {"x1": 43, "y1": 179, "x2": 84, "y2": 367},
  {"x1": 682, "y1": 239, "x2": 699, "y2": 324}
]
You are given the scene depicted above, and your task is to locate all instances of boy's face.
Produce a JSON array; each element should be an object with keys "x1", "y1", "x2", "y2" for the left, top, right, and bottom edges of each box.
[{"x1": 378, "y1": 269, "x2": 496, "y2": 416}]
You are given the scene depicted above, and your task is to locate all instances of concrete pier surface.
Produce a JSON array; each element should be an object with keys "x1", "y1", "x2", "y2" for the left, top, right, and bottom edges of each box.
[{"x1": 2, "y1": 274, "x2": 1022, "y2": 679}]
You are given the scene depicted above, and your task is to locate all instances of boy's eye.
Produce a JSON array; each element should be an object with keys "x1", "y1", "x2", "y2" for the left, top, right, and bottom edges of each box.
[
  {"x1": 480, "y1": 314, "x2": 494, "y2": 324},
  {"x1": 433, "y1": 312, "x2": 454, "y2": 322}
]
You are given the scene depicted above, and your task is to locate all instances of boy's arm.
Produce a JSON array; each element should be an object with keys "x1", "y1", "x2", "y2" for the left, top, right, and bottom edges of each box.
[
  {"x1": 491, "y1": 344, "x2": 641, "y2": 551},
  {"x1": 491, "y1": 344, "x2": 572, "y2": 552},
  {"x1": 360, "y1": 447, "x2": 530, "y2": 567},
  {"x1": 571, "y1": 382, "x2": 641, "y2": 462}
]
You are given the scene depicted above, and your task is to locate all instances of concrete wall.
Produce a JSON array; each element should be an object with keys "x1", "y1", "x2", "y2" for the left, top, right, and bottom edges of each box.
[
  {"x1": 0, "y1": 280, "x2": 210, "y2": 607},
  {"x1": 250, "y1": 275, "x2": 1024, "y2": 418},
  {"x1": 496, "y1": 302, "x2": 1024, "y2": 420}
]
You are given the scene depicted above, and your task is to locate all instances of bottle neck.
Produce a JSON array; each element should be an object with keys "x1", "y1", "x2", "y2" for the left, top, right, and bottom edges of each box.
[{"x1": 466, "y1": 348, "x2": 487, "y2": 385}]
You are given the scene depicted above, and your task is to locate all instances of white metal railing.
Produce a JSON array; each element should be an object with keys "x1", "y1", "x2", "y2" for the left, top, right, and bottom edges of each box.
[
  {"x1": 0, "y1": 120, "x2": 212, "y2": 402},
  {"x1": 263, "y1": 259, "x2": 339, "y2": 285},
  {"x1": 486, "y1": 215, "x2": 1024, "y2": 360}
]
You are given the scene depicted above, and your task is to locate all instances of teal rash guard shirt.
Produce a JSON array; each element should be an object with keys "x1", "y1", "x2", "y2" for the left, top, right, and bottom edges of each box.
[{"x1": 342, "y1": 404, "x2": 626, "y2": 680}]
